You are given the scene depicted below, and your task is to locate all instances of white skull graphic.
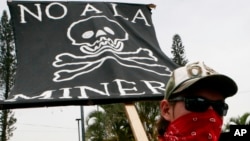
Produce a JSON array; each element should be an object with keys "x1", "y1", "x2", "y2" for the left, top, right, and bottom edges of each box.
[{"x1": 67, "y1": 15, "x2": 129, "y2": 54}]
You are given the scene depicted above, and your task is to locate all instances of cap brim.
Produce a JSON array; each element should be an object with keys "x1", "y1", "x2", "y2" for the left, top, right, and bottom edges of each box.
[{"x1": 173, "y1": 74, "x2": 238, "y2": 98}]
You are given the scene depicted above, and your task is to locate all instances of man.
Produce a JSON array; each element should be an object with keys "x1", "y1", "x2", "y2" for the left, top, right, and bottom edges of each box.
[{"x1": 157, "y1": 61, "x2": 238, "y2": 141}]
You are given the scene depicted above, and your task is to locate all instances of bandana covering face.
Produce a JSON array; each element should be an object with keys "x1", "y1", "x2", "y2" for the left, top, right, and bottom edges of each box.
[{"x1": 160, "y1": 109, "x2": 223, "y2": 141}]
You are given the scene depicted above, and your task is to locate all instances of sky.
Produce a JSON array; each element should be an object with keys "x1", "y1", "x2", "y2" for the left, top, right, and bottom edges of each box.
[{"x1": 1, "y1": 0, "x2": 250, "y2": 141}]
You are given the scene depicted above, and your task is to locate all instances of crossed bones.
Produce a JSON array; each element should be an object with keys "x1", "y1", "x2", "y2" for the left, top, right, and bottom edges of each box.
[{"x1": 52, "y1": 48, "x2": 171, "y2": 82}]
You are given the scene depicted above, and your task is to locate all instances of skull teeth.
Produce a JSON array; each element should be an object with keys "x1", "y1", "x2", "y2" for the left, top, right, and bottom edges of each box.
[{"x1": 81, "y1": 37, "x2": 123, "y2": 54}]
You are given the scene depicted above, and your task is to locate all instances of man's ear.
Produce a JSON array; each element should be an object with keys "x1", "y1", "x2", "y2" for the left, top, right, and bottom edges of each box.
[{"x1": 160, "y1": 99, "x2": 171, "y2": 121}]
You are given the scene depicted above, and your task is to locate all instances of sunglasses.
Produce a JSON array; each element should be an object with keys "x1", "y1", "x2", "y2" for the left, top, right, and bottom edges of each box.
[{"x1": 168, "y1": 96, "x2": 228, "y2": 116}]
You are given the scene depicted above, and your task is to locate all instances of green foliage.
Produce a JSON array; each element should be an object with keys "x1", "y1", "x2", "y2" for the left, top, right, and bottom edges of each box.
[
  {"x1": 223, "y1": 112, "x2": 250, "y2": 132},
  {"x1": 85, "y1": 102, "x2": 160, "y2": 141},
  {"x1": 0, "y1": 10, "x2": 17, "y2": 141},
  {"x1": 171, "y1": 34, "x2": 188, "y2": 66},
  {"x1": 85, "y1": 110, "x2": 109, "y2": 141},
  {"x1": 85, "y1": 104, "x2": 134, "y2": 141},
  {"x1": 135, "y1": 101, "x2": 159, "y2": 141}
]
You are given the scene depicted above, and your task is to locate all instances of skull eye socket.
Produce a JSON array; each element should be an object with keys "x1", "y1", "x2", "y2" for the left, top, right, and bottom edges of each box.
[
  {"x1": 104, "y1": 27, "x2": 114, "y2": 35},
  {"x1": 82, "y1": 30, "x2": 94, "y2": 39}
]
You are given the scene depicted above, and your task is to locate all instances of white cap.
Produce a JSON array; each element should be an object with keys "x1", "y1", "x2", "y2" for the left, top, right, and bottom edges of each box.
[{"x1": 165, "y1": 61, "x2": 238, "y2": 99}]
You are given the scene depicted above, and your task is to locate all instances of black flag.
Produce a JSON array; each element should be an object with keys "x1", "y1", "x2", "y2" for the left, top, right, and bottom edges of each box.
[{"x1": 1, "y1": 1, "x2": 177, "y2": 109}]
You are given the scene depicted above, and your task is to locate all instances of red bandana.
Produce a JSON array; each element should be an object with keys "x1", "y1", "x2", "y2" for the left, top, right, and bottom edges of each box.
[{"x1": 159, "y1": 109, "x2": 223, "y2": 141}]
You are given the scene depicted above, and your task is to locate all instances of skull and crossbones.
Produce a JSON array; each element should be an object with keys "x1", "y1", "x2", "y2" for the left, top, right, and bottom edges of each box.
[{"x1": 52, "y1": 15, "x2": 171, "y2": 82}]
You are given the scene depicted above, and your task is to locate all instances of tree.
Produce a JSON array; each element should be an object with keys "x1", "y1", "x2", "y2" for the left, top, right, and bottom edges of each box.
[
  {"x1": 171, "y1": 34, "x2": 188, "y2": 66},
  {"x1": 85, "y1": 104, "x2": 134, "y2": 141},
  {"x1": 0, "y1": 10, "x2": 17, "y2": 141},
  {"x1": 103, "y1": 104, "x2": 135, "y2": 141},
  {"x1": 85, "y1": 102, "x2": 160, "y2": 141},
  {"x1": 135, "y1": 101, "x2": 159, "y2": 141},
  {"x1": 85, "y1": 110, "x2": 110, "y2": 141}
]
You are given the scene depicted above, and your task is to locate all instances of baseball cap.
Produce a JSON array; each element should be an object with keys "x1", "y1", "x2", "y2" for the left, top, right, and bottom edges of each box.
[{"x1": 165, "y1": 61, "x2": 238, "y2": 99}]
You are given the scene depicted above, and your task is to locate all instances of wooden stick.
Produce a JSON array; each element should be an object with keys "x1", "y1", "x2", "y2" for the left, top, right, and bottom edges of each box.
[{"x1": 124, "y1": 103, "x2": 149, "y2": 141}]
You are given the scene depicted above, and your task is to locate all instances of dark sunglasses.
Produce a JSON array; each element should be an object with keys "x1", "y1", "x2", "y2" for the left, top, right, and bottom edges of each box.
[{"x1": 168, "y1": 96, "x2": 228, "y2": 116}]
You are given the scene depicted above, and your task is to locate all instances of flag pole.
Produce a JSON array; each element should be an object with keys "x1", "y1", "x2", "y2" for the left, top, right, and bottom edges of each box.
[
  {"x1": 124, "y1": 103, "x2": 149, "y2": 141},
  {"x1": 80, "y1": 106, "x2": 85, "y2": 141}
]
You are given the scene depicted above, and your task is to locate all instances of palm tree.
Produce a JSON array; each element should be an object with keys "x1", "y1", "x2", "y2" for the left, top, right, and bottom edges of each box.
[
  {"x1": 85, "y1": 104, "x2": 135, "y2": 141},
  {"x1": 85, "y1": 102, "x2": 160, "y2": 141},
  {"x1": 85, "y1": 110, "x2": 110, "y2": 141},
  {"x1": 101, "y1": 104, "x2": 134, "y2": 141},
  {"x1": 135, "y1": 101, "x2": 159, "y2": 141}
]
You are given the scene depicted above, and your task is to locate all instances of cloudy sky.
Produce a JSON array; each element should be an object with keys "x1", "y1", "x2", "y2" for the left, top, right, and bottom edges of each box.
[{"x1": 1, "y1": 0, "x2": 250, "y2": 141}]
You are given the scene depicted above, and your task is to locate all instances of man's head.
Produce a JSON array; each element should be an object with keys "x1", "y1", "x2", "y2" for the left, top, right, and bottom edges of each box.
[
  {"x1": 165, "y1": 61, "x2": 237, "y2": 100},
  {"x1": 160, "y1": 61, "x2": 238, "y2": 122}
]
